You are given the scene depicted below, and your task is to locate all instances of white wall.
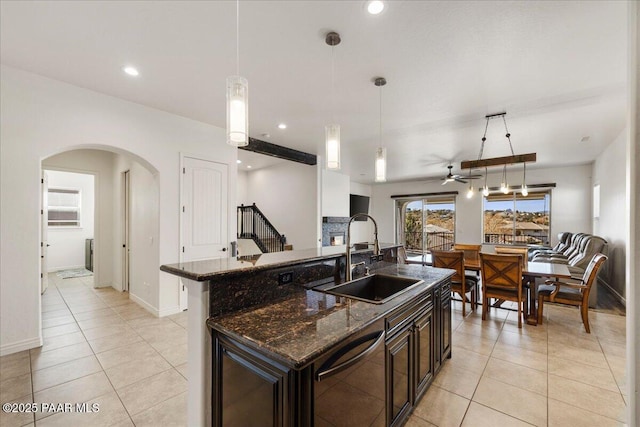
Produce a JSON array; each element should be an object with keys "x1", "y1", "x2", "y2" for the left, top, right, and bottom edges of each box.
[
  {"x1": 111, "y1": 155, "x2": 161, "y2": 313},
  {"x1": 243, "y1": 162, "x2": 319, "y2": 251},
  {"x1": 42, "y1": 150, "x2": 115, "y2": 287},
  {"x1": 370, "y1": 164, "x2": 593, "y2": 247},
  {"x1": 321, "y1": 170, "x2": 349, "y2": 217},
  {"x1": 43, "y1": 170, "x2": 95, "y2": 271},
  {"x1": 0, "y1": 66, "x2": 237, "y2": 355},
  {"x1": 593, "y1": 129, "x2": 628, "y2": 299}
]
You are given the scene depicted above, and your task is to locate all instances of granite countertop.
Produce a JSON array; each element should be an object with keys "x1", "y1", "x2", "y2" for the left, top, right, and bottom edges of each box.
[
  {"x1": 160, "y1": 243, "x2": 400, "y2": 281},
  {"x1": 207, "y1": 263, "x2": 453, "y2": 369}
]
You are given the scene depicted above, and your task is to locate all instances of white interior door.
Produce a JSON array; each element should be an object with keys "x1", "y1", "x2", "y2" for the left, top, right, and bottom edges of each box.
[
  {"x1": 41, "y1": 171, "x2": 49, "y2": 294},
  {"x1": 181, "y1": 157, "x2": 229, "y2": 309}
]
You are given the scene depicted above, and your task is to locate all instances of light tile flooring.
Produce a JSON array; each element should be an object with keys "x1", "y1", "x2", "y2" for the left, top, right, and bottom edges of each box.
[
  {"x1": 0, "y1": 274, "x2": 628, "y2": 426},
  {"x1": 0, "y1": 273, "x2": 188, "y2": 427}
]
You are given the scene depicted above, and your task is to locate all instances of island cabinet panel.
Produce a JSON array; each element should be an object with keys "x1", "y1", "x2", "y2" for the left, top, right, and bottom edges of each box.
[
  {"x1": 386, "y1": 327, "x2": 413, "y2": 426},
  {"x1": 213, "y1": 334, "x2": 292, "y2": 427},
  {"x1": 414, "y1": 307, "x2": 434, "y2": 400}
]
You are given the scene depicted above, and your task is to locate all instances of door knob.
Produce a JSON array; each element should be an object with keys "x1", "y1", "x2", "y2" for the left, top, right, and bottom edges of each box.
[{"x1": 221, "y1": 247, "x2": 227, "y2": 252}]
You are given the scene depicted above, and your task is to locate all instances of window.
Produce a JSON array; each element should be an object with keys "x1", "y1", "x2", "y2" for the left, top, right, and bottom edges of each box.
[
  {"x1": 48, "y1": 188, "x2": 81, "y2": 227},
  {"x1": 396, "y1": 196, "x2": 456, "y2": 263},
  {"x1": 483, "y1": 190, "x2": 550, "y2": 245}
]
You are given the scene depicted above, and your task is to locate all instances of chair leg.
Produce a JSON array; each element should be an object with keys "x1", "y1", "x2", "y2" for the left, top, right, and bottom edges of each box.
[
  {"x1": 471, "y1": 287, "x2": 477, "y2": 311},
  {"x1": 482, "y1": 293, "x2": 487, "y2": 320},
  {"x1": 461, "y1": 283, "x2": 466, "y2": 317},
  {"x1": 580, "y1": 303, "x2": 591, "y2": 333},
  {"x1": 537, "y1": 295, "x2": 545, "y2": 325},
  {"x1": 517, "y1": 297, "x2": 522, "y2": 329}
]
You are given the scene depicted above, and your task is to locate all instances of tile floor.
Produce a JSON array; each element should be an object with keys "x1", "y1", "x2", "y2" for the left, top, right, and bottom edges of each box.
[
  {"x1": 0, "y1": 273, "x2": 628, "y2": 426},
  {"x1": 0, "y1": 273, "x2": 188, "y2": 427}
]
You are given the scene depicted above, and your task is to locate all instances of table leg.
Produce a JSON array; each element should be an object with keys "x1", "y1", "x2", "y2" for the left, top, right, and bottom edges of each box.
[{"x1": 525, "y1": 275, "x2": 538, "y2": 325}]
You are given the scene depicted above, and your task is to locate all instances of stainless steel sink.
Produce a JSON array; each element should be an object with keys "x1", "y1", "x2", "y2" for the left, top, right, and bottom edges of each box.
[{"x1": 321, "y1": 274, "x2": 424, "y2": 304}]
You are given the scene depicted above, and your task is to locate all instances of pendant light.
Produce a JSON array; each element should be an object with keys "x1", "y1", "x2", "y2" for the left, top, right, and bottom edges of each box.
[
  {"x1": 466, "y1": 168, "x2": 474, "y2": 198},
  {"x1": 226, "y1": 0, "x2": 248, "y2": 147},
  {"x1": 374, "y1": 77, "x2": 387, "y2": 182},
  {"x1": 325, "y1": 32, "x2": 341, "y2": 170},
  {"x1": 521, "y1": 162, "x2": 529, "y2": 196},
  {"x1": 500, "y1": 164, "x2": 509, "y2": 194},
  {"x1": 482, "y1": 167, "x2": 490, "y2": 196}
]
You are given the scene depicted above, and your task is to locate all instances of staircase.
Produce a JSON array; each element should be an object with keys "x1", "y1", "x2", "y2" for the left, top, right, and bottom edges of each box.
[{"x1": 237, "y1": 204, "x2": 287, "y2": 253}]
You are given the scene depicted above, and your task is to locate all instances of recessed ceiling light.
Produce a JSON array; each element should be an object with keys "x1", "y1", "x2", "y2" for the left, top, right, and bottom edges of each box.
[
  {"x1": 278, "y1": 123, "x2": 287, "y2": 129},
  {"x1": 366, "y1": 1, "x2": 385, "y2": 15},
  {"x1": 123, "y1": 66, "x2": 139, "y2": 77},
  {"x1": 247, "y1": 165, "x2": 252, "y2": 169},
  {"x1": 261, "y1": 133, "x2": 271, "y2": 138},
  {"x1": 237, "y1": 160, "x2": 242, "y2": 164},
  {"x1": 580, "y1": 136, "x2": 591, "y2": 143}
]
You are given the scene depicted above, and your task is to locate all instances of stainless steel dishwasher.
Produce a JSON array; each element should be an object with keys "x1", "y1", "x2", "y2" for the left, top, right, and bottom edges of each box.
[{"x1": 313, "y1": 318, "x2": 386, "y2": 426}]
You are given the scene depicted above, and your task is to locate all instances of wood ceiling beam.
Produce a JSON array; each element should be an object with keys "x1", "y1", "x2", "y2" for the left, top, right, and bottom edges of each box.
[
  {"x1": 461, "y1": 153, "x2": 536, "y2": 170},
  {"x1": 240, "y1": 138, "x2": 317, "y2": 166}
]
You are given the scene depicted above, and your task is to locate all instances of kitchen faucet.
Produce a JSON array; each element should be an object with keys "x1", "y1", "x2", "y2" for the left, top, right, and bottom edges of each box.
[{"x1": 345, "y1": 214, "x2": 381, "y2": 281}]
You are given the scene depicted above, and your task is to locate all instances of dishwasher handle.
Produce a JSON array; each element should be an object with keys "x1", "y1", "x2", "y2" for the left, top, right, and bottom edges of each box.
[{"x1": 316, "y1": 330, "x2": 385, "y2": 382}]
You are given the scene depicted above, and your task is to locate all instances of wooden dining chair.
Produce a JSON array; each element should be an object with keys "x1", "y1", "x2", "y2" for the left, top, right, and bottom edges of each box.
[
  {"x1": 432, "y1": 250, "x2": 477, "y2": 317},
  {"x1": 453, "y1": 244, "x2": 481, "y2": 268},
  {"x1": 536, "y1": 253, "x2": 607, "y2": 332},
  {"x1": 480, "y1": 253, "x2": 526, "y2": 328},
  {"x1": 494, "y1": 246, "x2": 528, "y2": 269},
  {"x1": 397, "y1": 246, "x2": 429, "y2": 266}
]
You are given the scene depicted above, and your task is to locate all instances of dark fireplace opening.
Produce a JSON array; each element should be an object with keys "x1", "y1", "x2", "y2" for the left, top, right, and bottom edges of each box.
[{"x1": 330, "y1": 232, "x2": 345, "y2": 246}]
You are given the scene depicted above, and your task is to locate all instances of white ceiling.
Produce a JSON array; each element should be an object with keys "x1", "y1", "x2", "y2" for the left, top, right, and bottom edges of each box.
[{"x1": 0, "y1": 1, "x2": 628, "y2": 183}]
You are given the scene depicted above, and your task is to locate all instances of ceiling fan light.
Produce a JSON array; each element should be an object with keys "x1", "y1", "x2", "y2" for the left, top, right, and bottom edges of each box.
[{"x1": 482, "y1": 186, "x2": 490, "y2": 197}]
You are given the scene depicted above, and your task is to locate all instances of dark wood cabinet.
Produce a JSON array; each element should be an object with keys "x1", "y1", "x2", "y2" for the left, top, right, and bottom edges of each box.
[
  {"x1": 211, "y1": 277, "x2": 451, "y2": 427},
  {"x1": 385, "y1": 326, "x2": 412, "y2": 426},
  {"x1": 212, "y1": 334, "x2": 292, "y2": 427}
]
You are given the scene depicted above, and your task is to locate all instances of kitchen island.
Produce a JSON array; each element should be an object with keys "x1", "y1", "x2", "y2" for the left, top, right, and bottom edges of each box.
[{"x1": 160, "y1": 244, "x2": 453, "y2": 426}]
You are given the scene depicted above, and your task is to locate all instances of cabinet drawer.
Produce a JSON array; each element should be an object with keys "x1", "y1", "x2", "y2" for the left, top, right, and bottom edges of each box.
[
  {"x1": 440, "y1": 281, "x2": 451, "y2": 298},
  {"x1": 386, "y1": 292, "x2": 433, "y2": 337}
]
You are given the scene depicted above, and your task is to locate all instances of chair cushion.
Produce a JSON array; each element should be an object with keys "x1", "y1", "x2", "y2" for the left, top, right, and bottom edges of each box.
[{"x1": 538, "y1": 284, "x2": 582, "y2": 301}]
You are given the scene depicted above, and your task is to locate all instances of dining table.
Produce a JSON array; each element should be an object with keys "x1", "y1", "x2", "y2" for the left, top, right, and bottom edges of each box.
[{"x1": 521, "y1": 261, "x2": 572, "y2": 325}]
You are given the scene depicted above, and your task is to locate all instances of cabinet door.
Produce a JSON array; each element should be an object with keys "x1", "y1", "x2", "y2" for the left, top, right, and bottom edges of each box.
[
  {"x1": 441, "y1": 293, "x2": 452, "y2": 361},
  {"x1": 433, "y1": 288, "x2": 442, "y2": 372},
  {"x1": 414, "y1": 307, "x2": 434, "y2": 400},
  {"x1": 386, "y1": 327, "x2": 412, "y2": 426},
  {"x1": 214, "y1": 336, "x2": 289, "y2": 427}
]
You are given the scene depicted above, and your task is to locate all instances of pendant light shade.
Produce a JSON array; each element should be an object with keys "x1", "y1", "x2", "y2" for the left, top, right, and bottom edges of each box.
[
  {"x1": 375, "y1": 147, "x2": 387, "y2": 182},
  {"x1": 325, "y1": 124, "x2": 341, "y2": 170},
  {"x1": 521, "y1": 162, "x2": 529, "y2": 196},
  {"x1": 374, "y1": 77, "x2": 387, "y2": 182},
  {"x1": 325, "y1": 32, "x2": 341, "y2": 170},
  {"x1": 482, "y1": 167, "x2": 490, "y2": 196},
  {"x1": 500, "y1": 164, "x2": 509, "y2": 194},
  {"x1": 227, "y1": 76, "x2": 249, "y2": 146},
  {"x1": 227, "y1": 0, "x2": 249, "y2": 147}
]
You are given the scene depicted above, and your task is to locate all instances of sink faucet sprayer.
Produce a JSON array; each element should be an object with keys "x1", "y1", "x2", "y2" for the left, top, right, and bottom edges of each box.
[{"x1": 345, "y1": 214, "x2": 381, "y2": 282}]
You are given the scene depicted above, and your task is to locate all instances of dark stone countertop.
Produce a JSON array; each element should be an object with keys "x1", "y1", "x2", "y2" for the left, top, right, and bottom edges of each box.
[
  {"x1": 160, "y1": 243, "x2": 400, "y2": 281},
  {"x1": 207, "y1": 263, "x2": 453, "y2": 369}
]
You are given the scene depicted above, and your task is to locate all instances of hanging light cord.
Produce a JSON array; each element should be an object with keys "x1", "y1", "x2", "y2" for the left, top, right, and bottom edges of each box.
[
  {"x1": 236, "y1": 0, "x2": 240, "y2": 75},
  {"x1": 502, "y1": 115, "x2": 515, "y2": 156},
  {"x1": 379, "y1": 83, "x2": 383, "y2": 146},
  {"x1": 477, "y1": 117, "x2": 490, "y2": 160},
  {"x1": 331, "y1": 45, "x2": 335, "y2": 123}
]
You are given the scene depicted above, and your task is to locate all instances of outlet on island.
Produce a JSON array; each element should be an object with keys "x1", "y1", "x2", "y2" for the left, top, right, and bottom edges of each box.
[{"x1": 278, "y1": 271, "x2": 293, "y2": 285}]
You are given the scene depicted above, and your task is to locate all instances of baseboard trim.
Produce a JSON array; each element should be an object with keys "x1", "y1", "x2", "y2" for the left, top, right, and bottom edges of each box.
[
  {"x1": 128, "y1": 293, "x2": 181, "y2": 318},
  {"x1": 598, "y1": 278, "x2": 626, "y2": 307},
  {"x1": 0, "y1": 336, "x2": 42, "y2": 357},
  {"x1": 159, "y1": 305, "x2": 182, "y2": 317},
  {"x1": 129, "y1": 293, "x2": 160, "y2": 317}
]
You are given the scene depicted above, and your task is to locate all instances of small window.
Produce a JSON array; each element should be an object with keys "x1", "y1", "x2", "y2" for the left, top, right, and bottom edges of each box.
[{"x1": 48, "y1": 188, "x2": 81, "y2": 227}]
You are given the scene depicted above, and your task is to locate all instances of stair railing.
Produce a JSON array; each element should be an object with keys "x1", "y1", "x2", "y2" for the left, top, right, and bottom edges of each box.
[{"x1": 237, "y1": 204, "x2": 286, "y2": 253}]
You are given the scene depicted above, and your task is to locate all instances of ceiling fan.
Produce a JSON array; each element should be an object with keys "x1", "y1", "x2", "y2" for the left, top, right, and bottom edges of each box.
[{"x1": 441, "y1": 165, "x2": 482, "y2": 185}]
